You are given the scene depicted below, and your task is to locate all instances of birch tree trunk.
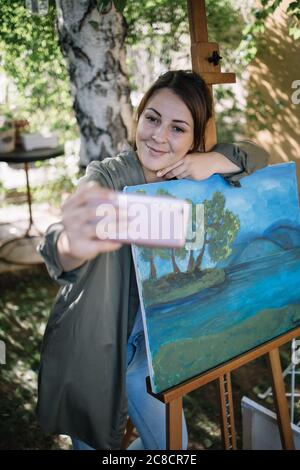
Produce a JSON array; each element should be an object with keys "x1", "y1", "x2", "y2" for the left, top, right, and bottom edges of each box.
[{"x1": 55, "y1": 1, "x2": 132, "y2": 167}]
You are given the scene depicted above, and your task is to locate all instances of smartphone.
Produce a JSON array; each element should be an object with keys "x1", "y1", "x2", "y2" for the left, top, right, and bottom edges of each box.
[{"x1": 93, "y1": 191, "x2": 190, "y2": 248}]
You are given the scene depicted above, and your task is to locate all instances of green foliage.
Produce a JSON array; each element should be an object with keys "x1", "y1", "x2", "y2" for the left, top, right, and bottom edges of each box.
[
  {"x1": 124, "y1": 0, "x2": 243, "y2": 65},
  {"x1": 287, "y1": 0, "x2": 300, "y2": 38},
  {"x1": 0, "y1": 0, "x2": 77, "y2": 140},
  {"x1": 0, "y1": 0, "x2": 249, "y2": 145},
  {"x1": 239, "y1": 0, "x2": 300, "y2": 64},
  {"x1": 0, "y1": 120, "x2": 14, "y2": 133},
  {"x1": 204, "y1": 192, "x2": 240, "y2": 263},
  {"x1": 113, "y1": 0, "x2": 127, "y2": 13},
  {"x1": 2, "y1": 0, "x2": 295, "y2": 148},
  {"x1": 96, "y1": 0, "x2": 126, "y2": 13},
  {"x1": 97, "y1": 0, "x2": 112, "y2": 12},
  {"x1": 226, "y1": 0, "x2": 300, "y2": 136},
  {"x1": 88, "y1": 20, "x2": 101, "y2": 31},
  {"x1": 137, "y1": 188, "x2": 239, "y2": 281},
  {"x1": 124, "y1": 0, "x2": 245, "y2": 142}
]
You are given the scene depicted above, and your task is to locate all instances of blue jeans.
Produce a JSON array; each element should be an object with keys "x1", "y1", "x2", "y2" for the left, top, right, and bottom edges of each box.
[{"x1": 72, "y1": 331, "x2": 188, "y2": 450}]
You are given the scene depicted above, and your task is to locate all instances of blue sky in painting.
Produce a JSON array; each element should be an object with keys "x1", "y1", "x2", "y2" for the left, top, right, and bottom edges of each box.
[{"x1": 126, "y1": 162, "x2": 300, "y2": 279}]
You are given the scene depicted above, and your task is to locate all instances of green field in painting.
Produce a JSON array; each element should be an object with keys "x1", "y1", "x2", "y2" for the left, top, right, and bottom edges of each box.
[{"x1": 151, "y1": 303, "x2": 300, "y2": 392}]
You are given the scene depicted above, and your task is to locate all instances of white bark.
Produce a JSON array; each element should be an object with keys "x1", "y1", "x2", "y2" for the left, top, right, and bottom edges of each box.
[{"x1": 55, "y1": 0, "x2": 132, "y2": 166}]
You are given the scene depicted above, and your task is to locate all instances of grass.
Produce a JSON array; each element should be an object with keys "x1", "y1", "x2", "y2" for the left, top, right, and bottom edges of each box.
[
  {"x1": 0, "y1": 266, "x2": 70, "y2": 450},
  {"x1": 0, "y1": 266, "x2": 299, "y2": 450}
]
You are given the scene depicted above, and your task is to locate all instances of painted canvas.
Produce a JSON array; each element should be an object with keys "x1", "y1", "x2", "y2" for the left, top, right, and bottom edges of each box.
[{"x1": 124, "y1": 162, "x2": 300, "y2": 394}]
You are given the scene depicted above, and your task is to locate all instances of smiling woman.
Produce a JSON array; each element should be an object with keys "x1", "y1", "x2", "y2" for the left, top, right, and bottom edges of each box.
[
  {"x1": 36, "y1": 70, "x2": 269, "y2": 451},
  {"x1": 135, "y1": 71, "x2": 212, "y2": 153},
  {"x1": 134, "y1": 71, "x2": 244, "y2": 183},
  {"x1": 135, "y1": 71, "x2": 212, "y2": 183},
  {"x1": 136, "y1": 89, "x2": 195, "y2": 182}
]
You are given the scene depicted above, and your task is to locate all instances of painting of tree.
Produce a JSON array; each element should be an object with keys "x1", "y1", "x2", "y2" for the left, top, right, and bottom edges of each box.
[{"x1": 126, "y1": 163, "x2": 300, "y2": 393}]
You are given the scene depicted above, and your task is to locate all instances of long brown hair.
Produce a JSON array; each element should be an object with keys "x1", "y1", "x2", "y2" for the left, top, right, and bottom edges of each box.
[{"x1": 134, "y1": 70, "x2": 212, "y2": 152}]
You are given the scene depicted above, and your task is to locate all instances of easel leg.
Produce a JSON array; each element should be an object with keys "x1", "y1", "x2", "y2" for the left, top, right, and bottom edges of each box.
[
  {"x1": 120, "y1": 417, "x2": 135, "y2": 450},
  {"x1": 267, "y1": 348, "x2": 295, "y2": 450},
  {"x1": 218, "y1": 373, "x2": 237, "y2": 449},
  {"x1": 166, "y1": 397, "x2": 182, "y2": 450}
]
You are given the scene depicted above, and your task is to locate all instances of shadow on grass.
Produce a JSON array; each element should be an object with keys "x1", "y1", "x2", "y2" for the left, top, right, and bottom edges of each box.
[
  {"x1": 0, "y1": 266, "x2": 70, "y2": 450},
  {"x1": 0, "y1": 266, "x2": 298, "y2": 450}
]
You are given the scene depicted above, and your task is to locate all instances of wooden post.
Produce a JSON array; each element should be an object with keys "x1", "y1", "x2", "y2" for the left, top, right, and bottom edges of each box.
[
  {"x1": 166, "y1": 397, "x2": 183, "y2": 449},
  {"x1": 268, "y1": 348, "x2": 295, "y2": 450},
  {"x1": 187, "y1": 0, "x2": 236, "y2": 149},
  {"x1": 120, "y1": 417, "x2": 135, "y2": 450}
]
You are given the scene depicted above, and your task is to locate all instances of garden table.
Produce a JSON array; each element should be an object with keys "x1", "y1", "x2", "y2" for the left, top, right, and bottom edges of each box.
[{"x1": 0, "y1": 145, "x2": 64, "y2": 264}]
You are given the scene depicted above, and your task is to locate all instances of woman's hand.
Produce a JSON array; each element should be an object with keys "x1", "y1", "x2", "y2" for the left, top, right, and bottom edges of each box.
[
  {"x1": 156, "y1": 151, "x2": 241, "y2": 181},
  {"x1": 57, "y1": 181, "x2": 124, "y2": 270}
]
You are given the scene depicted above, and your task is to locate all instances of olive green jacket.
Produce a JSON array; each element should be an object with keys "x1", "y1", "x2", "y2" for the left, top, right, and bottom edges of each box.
[{"x1": 37, "y1": 142, "x2": 268, "y2": 449}]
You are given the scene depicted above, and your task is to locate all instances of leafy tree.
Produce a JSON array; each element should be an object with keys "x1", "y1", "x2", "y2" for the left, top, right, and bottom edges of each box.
[
  {"x1": 125, "y1": 0, "x2": 243, "y2": 66},
  {"x1": 0, "y1": 0, "x2": 252, "y2": 151},
  {"x1": 2, "y1": 0, "x2": 296, "y2": 161},
  {"x1": 194, "y1": 191, "x2": 240, "y2": 270},
  {"x1": 155, "y1": 188, "x2": 187, "y2": 274},
  {"x1": 51, "y1": 1, "x2": 132, "y2": 166},
  {"x1": 0, "y1": 0, "x2": 76, "y2": 139},
  {"x1": 138, "y1": 189, "x2": 240, "y2": 279},
  {"x1": 124, "y1": 0, "x2": 247, "y2": 141},
  {"x1": 0, "y1": 0, "x2": 132, "y2": 165}
]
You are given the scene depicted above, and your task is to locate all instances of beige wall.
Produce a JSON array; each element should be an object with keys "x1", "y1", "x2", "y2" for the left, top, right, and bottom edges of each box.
[{"x1": 246, "y1": 0, "x2": 300, "y2": 188}]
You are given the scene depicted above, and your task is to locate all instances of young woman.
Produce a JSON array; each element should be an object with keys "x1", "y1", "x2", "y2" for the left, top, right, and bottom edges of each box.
[{"x1": 37, "y1": 70, "x2": 268, "y2": 450}]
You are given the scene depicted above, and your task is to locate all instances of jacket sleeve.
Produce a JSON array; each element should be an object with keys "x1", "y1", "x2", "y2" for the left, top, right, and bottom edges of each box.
[
  {"x1": 38, "y1": 222, "x2": 90, "y2": 286},
  {"x1": 212, "y1": 140, "x2": 269, "y2": 187},
  {"x1": 38, "y1": 161, "x2": 113, "y2": 286}
]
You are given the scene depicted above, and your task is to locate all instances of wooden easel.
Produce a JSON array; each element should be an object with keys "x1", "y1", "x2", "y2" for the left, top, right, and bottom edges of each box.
[
  {"x1": 146, "y1": 327, "x2": 300, "y2": 450},
  {"x1": 121, "y1": 327, "x2": 299, "y2": 450},
  {"x1": 144, "y1": 0, "x2": 295, "y2": 450},
  {"x1": 121, "y1": 0, "x2": 298, "y2": 451},
  {"x1": 187, "y1": 0, "x2": 236, "y2": 150}
]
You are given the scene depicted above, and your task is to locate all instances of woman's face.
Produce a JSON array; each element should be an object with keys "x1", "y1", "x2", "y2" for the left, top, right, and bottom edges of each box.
[{"x1": 135, "y1": 88, "x2": 194, "y2": 182}]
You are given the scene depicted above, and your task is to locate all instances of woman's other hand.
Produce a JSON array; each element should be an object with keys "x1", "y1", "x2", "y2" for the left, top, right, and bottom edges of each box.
[{"x1": 156, "y1": 151, "x2": 241, "y2": 181}]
